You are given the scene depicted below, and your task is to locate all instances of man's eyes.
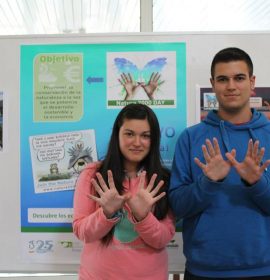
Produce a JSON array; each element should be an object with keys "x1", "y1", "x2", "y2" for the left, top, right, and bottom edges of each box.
[
  {"x1": 217, "y1": 77, "x2": 228, "y2": 82},
  {"x1": 235, "y1": 76, "x2": 246, "y2": 81},
  {"x1": 216, "y1": 76, "x2": 246, "y2": 82}
]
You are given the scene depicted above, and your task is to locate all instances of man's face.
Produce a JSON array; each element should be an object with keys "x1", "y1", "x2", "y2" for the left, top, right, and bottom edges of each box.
[{"x1": 210, "y1": 61, "x2": 255, "y2": 114}]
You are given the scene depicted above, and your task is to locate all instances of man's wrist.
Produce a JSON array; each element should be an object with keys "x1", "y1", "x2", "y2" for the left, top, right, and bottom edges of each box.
[
  {"x1": 206, "y1": 176, "x2": 225, "y2": 182},
  {"x1": 241, "y1": 178, "x2": 254, "y2": 187}
]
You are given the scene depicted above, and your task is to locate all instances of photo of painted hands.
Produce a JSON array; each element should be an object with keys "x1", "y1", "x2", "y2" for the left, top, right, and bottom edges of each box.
[{"x1": 118, "y1": 72, "x2": 164, "y2": 100}]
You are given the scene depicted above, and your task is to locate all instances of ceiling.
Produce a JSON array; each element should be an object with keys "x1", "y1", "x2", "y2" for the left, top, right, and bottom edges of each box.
[
  {"x1": 0, "y1": 0, "x2": 140, "y2": 35},
  {"x1": 153, "y1": 0, "x2": 270, "y2": 32},
  {"x1": 1, "y1": 0, "x2": 270, "y2": 36}
]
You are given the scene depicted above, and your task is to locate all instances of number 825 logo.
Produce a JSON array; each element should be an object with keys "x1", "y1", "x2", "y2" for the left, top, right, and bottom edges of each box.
[{"x1": 28, "y1": 240, "x2": 53, "y2": 253}]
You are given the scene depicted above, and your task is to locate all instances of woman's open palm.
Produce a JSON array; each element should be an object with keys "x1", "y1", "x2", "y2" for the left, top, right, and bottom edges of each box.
[
  {"x1": 89, "y1": 170, "x2": 129, "y2": 218},
  {"x1": 126, "y1": 171, "x2": 165, "y2": 221}
]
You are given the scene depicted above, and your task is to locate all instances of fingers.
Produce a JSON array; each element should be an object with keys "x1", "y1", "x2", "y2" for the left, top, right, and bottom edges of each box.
[
  {"x1": 149, "y1": 72, "x2": 159, "y2": 81},
  {"x1": 150, "y1": 180, "x2": 164, "y2": 197},
  {"x1": 194, "y1": 157, "x2": 206, "y2": 170},
  {"x1": 202, "y1": 144, "x2": 211, "y2": 163},
  {"x1": 260, "y1": 159, "x2": 270, "y2": 172},
  {"x1": 146, "y1": 173, "x2": 158, "y2": 191},
  {"x1": 123, "y1": 73, "x2": 132, "y2": 82},
  {"x1": 96, "y1": 172, "x2": 109, "y2": 191},
  {"x1": 196, "y1": 138, "x2": 270, "y2": 182},
  {"x1": 87, "y1": 194, "x2": 100, "y2": 203},
  {"x1": 246, "y1": 139, "x2": 253, "y2": 158},
  {"x1": 139, "y1": 171, "x2": 165, "y2": 197},
  {"x1": 107, "y1": 170, "x2": 116, "y2": 190},
  {"x1": 251, "y1": 141, "x2": 265, "y2": 165},
  {"x1": 252, "y1": 140, "x2": 259, "y2": 158},
  {"x1": 92, "y1": 171, "x2": 115, "y2": 194},
  {"x1": 149, "y1": 72, "x2": 154, "y2": 81},
  {"x1": 230, "y1": 148, "x2": 236, "y2": 158},
  {"x1": 159, "y1": 80, "x2": 165, "y2": 86},
  {"x1": 149, "y1": 72, "x2": 162, "y2": 84},
  {"x1": 91, "y1": 178, "x2": 104, "y2": 196},
  {"x1": 225, "y1": 152, "x2": 239, "y2": 166},
  {"x1": 246, "y1": 139, "x2": 266, "y2": 164},
  {"x1": 127, "y1": 73, "x2": 132, "y2": 81},
  {"x1": 146, "y1": 173, "x2": 165, "y2": 194},
  {"x1": 123, "y1": 193, "x2": 132, "y2": 201},
  {"x1": 152, "y1": 192, "x2": 166, "y2": 203},
  {"x1": 227, "y1": 140, "x2": 270, "y2": 172},
  {"x1": 213, "y1": 137, "x2": 221, "y2": 154},
  {"x1": 119, "y1": 73, "x2": 133, "y2": 84},
  {"x1": 201, "y1": 138, "x2": 221, "y2": 164},
  {"x1": 199, "y1": 138, "x2": 267, "y2": 166},
  {"x1": 138, "y1": 171, "x2": 146, "y2": 189},
  {"x1": 257, "y1": 147, "x2": 265, "y2": 165},
  {"x1": 118, "y1": 78, "x2": 124, "y2": 86},
  {"x1": 153, "y1": 72, "x2": 161, "y2": 82},
  {"x1": 205, "y1": 139, "x2": 215, "y2": 157}
]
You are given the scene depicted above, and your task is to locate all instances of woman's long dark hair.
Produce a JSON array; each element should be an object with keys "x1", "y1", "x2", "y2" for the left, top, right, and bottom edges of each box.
[{"x1": 98, "y1": 103, "x2": 170, "y2": 245}]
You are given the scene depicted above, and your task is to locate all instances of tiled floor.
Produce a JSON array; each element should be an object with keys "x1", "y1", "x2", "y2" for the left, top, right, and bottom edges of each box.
[
  {"x1": 0, "y1": 274, "x2": 184, "y2": 279},
  {"x1": 169, "y1": 274, "x2": 184, "y2": 280}
]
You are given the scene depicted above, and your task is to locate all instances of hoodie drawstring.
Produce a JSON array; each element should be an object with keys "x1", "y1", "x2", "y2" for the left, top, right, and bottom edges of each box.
[
  {"x1": 219, "y1": 120, "x2": 231, "y2": 152},
  {"x1": 248, "y1": 128, "x2": 258, "y2": 142}
]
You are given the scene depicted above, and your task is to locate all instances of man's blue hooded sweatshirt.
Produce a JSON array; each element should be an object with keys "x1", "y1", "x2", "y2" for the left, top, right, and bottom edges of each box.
[{"x1": 169, "y1": 109, "x2": 270, "y2": 278}]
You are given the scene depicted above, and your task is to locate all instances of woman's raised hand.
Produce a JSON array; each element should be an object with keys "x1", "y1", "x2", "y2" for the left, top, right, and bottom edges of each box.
[
  {"x1": 89, "y1": 170, "x2": 130, "y2": 218},
  {"x1": 126, "y1": 171, "x2": 165, "y2": 221}
]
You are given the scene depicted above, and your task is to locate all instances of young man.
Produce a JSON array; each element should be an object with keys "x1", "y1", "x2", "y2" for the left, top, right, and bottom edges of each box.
[{"x1": 169, "y1": 47, "x2": 270, "y2": 279}]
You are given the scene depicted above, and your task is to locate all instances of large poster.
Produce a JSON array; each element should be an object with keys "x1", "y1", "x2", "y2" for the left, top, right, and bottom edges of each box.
[{"x1": 20, "y1": 42, "x2": 186, "y2": 262}]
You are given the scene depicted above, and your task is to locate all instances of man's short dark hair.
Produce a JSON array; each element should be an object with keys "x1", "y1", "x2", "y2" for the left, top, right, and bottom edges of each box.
[{"x1": 211, "y1": 47, "x2": 253, "y2": 78}]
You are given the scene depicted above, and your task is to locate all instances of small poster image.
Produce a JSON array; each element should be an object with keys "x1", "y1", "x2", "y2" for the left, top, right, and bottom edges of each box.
[
  {"x1": 29, "y1": 129, "x2": 97, "y2": 193},
  {"x1": 106, "y1": 51, "x2": 177, "y2": 108},
  {"x1": 197, "y1": 87, "x2": 270, "y2": 122}
]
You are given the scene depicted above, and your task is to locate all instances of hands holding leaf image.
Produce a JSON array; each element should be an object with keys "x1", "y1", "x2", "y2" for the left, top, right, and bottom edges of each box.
[{"x1": 119, "y1": 72, "x2": 164, "y2": 100}]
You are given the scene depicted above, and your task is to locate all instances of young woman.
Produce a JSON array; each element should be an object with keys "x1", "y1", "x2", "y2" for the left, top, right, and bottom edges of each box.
[{"x1": 73, "y1": 103, "x2": 175, "y2": 280}]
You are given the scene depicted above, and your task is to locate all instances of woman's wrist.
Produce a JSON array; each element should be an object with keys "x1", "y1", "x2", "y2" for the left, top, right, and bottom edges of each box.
[
  {"x1": 104, "y1": 209, "x2": 123, "y2": 219},
  {"x1": 132, "y1": 212, "x2": 147, "y2": 222}
]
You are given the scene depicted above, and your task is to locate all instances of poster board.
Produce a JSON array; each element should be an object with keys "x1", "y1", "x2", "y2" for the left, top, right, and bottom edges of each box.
[{"x1": 1, "y1": 32, "x2": 270, "y2": 273}]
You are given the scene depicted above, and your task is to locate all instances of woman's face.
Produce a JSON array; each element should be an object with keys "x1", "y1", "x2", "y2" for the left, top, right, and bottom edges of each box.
[{"x1": 119, "y1": 118, "x2": 151, "y2": 172}]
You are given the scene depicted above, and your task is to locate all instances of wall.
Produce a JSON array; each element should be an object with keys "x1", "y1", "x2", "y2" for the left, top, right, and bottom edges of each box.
[{"x1": 0, "y1": 32, "x2": 269, "y2": 273}]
